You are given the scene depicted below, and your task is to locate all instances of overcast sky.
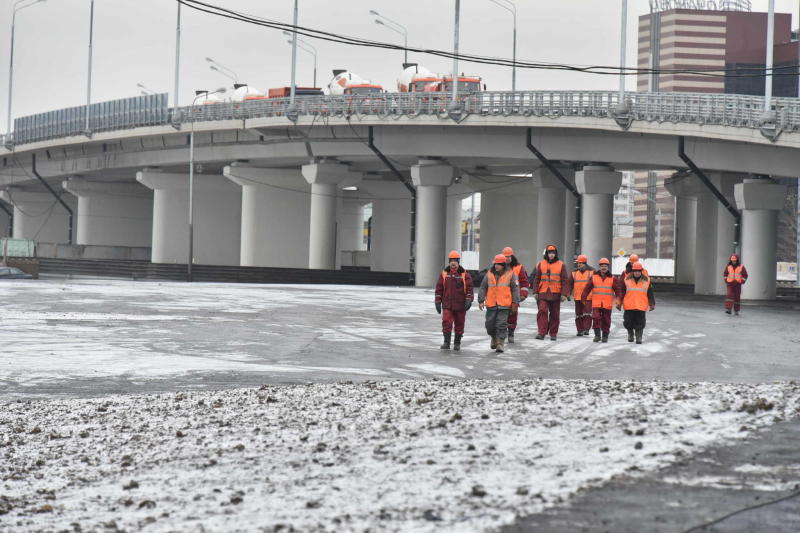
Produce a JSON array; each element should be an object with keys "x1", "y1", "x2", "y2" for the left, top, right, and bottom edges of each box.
[{"x1": 1, "y1": 0, "x2": 797, "y2": 132}]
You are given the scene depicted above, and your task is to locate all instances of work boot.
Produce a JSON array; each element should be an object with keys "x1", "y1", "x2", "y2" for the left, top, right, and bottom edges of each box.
[
  {"x1": 535, "y1": 334, "x2": 545, "y2": 340},
  {"x1": 627, "y1": 329, "x2": 634, "y2": 343},
  {"x1": 490, "y1": 336, "x2": 498, "y2": 350},
  {"x1": 576, "y1": 330, "x2": 583, "y2": 337},
  {"x1": 453, "y1": 334, "x2": 462, "y2": 351},
  {"x1": 508, "y1": 331, "x2": 515, "y2": 344},
  {"x1": 495, "y1": 337, "x2": 505, "y2": 353},
  {"x1": 734, "y1": 310, "x2": 740, "y2": 316},
  {"x1": 440, "y1": 332, "x2": 451, "y2": 350},
  {"x1": 601, "y1": 331, "x2": 609, "y2": 343},
  {"x1": 550, "y1": 336, "x2": 557, "y2": 341},
  {"x1": 593, "y1": 328, "x2": 601, "y2": 342},
  {"x1": 583, "y1": 330, "x2": 590, "y2": 336},
  {"x1": 635, "y1": 329, "x2": 643, "y2": 344},
  {"x1": 725, "y1": 309, "x2": 732, "y2": 315}
]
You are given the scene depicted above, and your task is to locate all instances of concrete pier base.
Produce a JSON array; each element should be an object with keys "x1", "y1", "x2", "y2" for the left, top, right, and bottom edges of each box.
[
  {"x1": 0, "y1": 189, "x2": 76, "y2": 244},
  {"x1": 576, "y1": 166, "x2": 622, "y2": 266}
]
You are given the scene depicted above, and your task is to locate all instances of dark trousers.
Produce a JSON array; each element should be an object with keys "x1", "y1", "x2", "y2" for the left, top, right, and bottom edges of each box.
[
  {"x1": 623, "y1": 310, "x2": 647, "y2": 330},
  {"x1": 442, "y1": 309, "x2": 466, "y2": 335},
  {"x1": 725, "y1": 283, "x2": 742, "y2": 312},
  {"x1": 574, "y1": 301, "x2": 592, "y2": 331},
  {"x1": 592, "y1": 307, "x2": 612, "y2": 333},
  {"x1": 537, "y1": 298, "x2": 561, "y2": 336},
  {"x1": 485, "y1": 307, "x2": 511, "y2": 340}
]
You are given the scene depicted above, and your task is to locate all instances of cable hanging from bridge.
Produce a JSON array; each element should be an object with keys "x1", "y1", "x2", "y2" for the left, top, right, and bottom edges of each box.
[{"x1": 177, "y1": 0, "x2": 800, "y2": 79}]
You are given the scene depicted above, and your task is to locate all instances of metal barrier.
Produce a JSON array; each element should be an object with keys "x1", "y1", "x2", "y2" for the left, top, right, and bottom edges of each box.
[{"x1": 7, "y1": 91, "x2": 800, "y2": 147}]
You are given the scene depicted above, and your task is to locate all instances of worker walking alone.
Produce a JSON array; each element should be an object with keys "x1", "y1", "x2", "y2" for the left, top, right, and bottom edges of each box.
[
  {"x1": 616, "y1": 262, "x2": 656, "y2": 344},
  {"x1": 434, "y1": 250, "x2": 474, "y2": 351},
  {"x1": 581, "y1": 257, "x2": 616, "y2": 343},
  {"x1": 571, "y1": 255, "x2": 594, "y2": 336},
  {"x1": 503, "y1": 246, "x2": 530, "y2": 344},
  {"x1": 478, "y1": 254, "x2": 520, "y2": 353},
  {"x1": 723, "y1": 254, "x2": 748, "y2": 316},
  {"x1": 532, "y1": 244, "x2": 570, "y2": 341}
]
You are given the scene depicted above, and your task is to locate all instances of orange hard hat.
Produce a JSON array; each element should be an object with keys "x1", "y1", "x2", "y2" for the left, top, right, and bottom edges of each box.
[
  {"x1": 546, "y1": 245, "x2": 557, "y2": 252},
  {"x1": 502, "y1": 246, "x2": 514, "y2": 256},
  {"x1": 730, "y1": 254, "x2": 738, "y2": 262},
  {"x1": 632, "y1": 262, "x2": 643, "y2": 271},
  {"x1": 493, "y1": 254, "x2": 507, "y2": 264},
  {"x1": 448, "y1": 250, "x2": 461, "y2": 260},
  {"x1": 629, "y1": 254, "x2": 639, "y2": 262},
  {"x1": 598, "y1": 257, "x2": 610, "y2": 265},
  {"x1": 576, "y1": 254, "x2": 588, "y2": 263}
]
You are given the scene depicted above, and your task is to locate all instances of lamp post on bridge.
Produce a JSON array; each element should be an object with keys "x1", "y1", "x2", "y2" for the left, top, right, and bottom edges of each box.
[
  {"x1": 6, "y1": 0, "x2": 47, "y2": 140},
  {"x1": 206, "y1": 57, "x2": 239, "y2": 84},
  {"x1": 283, "y1": 31, "x2": 317, "y2": 87},
  {"x1": 137, "y1": 83, "x2": 156, "y2": 95},
  {"x1": 370, "y1": 10, "x2": 408, "y2": 65},
  {"x1": 85, "y1": 0, "x2": 94, "y2": 135},
  {"x1": 488, "y1": 0, "x2": 516, "y2": 92},
  {"x1": 188, "y1": 87, "x2": 226, "y2": 282},
  {"x1": 287, "y1": 0, "x2": 299, "y2": 121}
]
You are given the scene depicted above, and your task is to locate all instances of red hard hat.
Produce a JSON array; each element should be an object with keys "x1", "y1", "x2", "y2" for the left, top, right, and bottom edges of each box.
[
  {"x1": 632, "y1": 262, "x2": 643, "y2": 271},
  {"x1": 502, "y1": 246, "x2": 514, "y2": 256},
  {"x1": 576, "y1": 254, "x2": 588, "y2": 263},
  {"x1": 494, "y1": 254, "x2": 507, "y2": 264},
  {"x1": 629, "y1": 254, "x2": 639, "y2": 262},
  {"x1": 730, "y1": 254, "x2": 738, "y2": 262},
  {"x1": 598, "y1": 257, "x2": 610, "y2": 265},
  {"x1": 448, "y1": 250, "x2": 461, "y2": 260}
]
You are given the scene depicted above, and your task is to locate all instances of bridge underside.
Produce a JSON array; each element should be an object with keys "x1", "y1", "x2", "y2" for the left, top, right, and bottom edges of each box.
[{"x1": 0, "y1": 119, "x2": 796, "y2": 299}]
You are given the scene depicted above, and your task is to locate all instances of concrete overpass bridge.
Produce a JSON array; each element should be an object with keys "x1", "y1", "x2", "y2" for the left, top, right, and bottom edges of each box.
[{"x1": 1, "y1": 90, "x2": 798, "y2": 299}]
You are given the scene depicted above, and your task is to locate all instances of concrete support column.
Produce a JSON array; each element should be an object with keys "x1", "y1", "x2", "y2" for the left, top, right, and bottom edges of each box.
[
  {"x1": 576, "y1": 166, "x2": 622, "y2": 266},
  {"x1": 0, "y1": 189, "x2": 76, "y2": 243},
  {"x1": 673, "y1": 196, "x2": 697, "y2": 284},
  {"x1": 0, "y1": 201, "x2": 11, "y2": 237},
  {"x1": 136, "y1": 170, "x2": 241, "y2": 266},
  {"x1": 693, "y1": 193, "x2": 719, "y2": 295},
  {"x1": 302, "y1": 161, "x2": 360, "y2": 270},
  {"x1": 62, "y1": 179, "x2": 152, "y2": 247},
  {"x1": 339, "y1": 196, "x2": 368, "y2": 253},
  {"x1": 562, "y1": 191, "x2": 577, "y2": 263},
  {"x1": 479, "y1": 180, "x2": 539, "y2": 269},
  {"x1": 359, "y1": 180, "x2": 412, "y2": 273},
  {"x1": 224, "y1": 164, "x2": 310, "y2": 268},
  {"x1": 735, "y1": 178, "x2": 788, "y2": 300},
  {"x1": 713, "y1": 178, "x2": 740, "y2": 295},
  {"x1": 411, "y1": 159, "x2": 455, "y2": 287},
  {"x1": 534, "y1": 168, "x2": 572, "y2": 257}
]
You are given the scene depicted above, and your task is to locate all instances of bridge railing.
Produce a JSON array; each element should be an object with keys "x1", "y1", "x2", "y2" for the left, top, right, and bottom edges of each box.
[{"x1": 7, "y1": 90, "x2": 800, "y2": 147}]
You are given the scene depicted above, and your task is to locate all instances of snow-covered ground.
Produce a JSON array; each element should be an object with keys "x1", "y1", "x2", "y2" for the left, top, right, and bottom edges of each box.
[{"x1": 2, "y1": 379, "x2": 798, "y2": 532}]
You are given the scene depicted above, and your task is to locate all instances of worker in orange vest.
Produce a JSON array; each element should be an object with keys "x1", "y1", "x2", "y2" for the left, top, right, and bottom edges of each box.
[
  {"x1": 531, "y1": 244, "x2": 570, "y2": 341},
  {"x1": 723, "y1": 254, "x2": 748, "y2": 316},
  {"x1": 503, "y1": 246, "x2": 530, "y2": 344},
  {"x1": 622, "y1": 253, "x2": 649, "y2": 280},
  {"x1": 581, "y1": 257, "x2": 616, "y2": 343},
  {"x1": 616, "y1": 262, "x2": 655, "y2": 344},
  {"x1": 435, "y1": 250, "x2": 475, "y2": 351},
  {"x1": 571, "y1": 254, "x2": 594, "y2": 336},
  {"x1": 478, "y1": 254, "x2": 520, "y2": 353}
]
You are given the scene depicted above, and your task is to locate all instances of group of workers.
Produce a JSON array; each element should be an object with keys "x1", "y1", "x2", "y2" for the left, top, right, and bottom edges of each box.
[{"x1": 434, "y1": 246, "x2": 748, "y2": 354}]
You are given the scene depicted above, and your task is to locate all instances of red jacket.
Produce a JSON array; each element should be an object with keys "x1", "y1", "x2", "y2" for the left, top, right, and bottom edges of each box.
[
  {"x1": 510, "y1": 263, "x2": 530, "y2": 300},
  {"x1": 435, "y1": 266, "x2": 474, "y2": 310}
]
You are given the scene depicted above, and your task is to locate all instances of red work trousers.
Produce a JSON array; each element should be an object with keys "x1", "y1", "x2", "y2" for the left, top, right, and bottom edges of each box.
[
  {"x1": 507, "y1": 308, "x2": 519, "y2": 332},
  {"x1": 592, "y1": 307, "x2": 612, "y2": 334},
  {"x1": 442, "y1": 309, "x2": 466, "y2": 335},
  {"x1": 574, "y1": 301, "x2": 592, "y2": 331},
  {"x1": 537, "y1": 298, "x2": 561, "y2": 337},
  {"x1": 725, "y1": 283, "x2": 742, "y2": 312}
]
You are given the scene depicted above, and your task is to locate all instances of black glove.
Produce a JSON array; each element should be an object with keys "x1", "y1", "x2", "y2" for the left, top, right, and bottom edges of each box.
[
  {"x1": 464, "y1": 300, "x2": 472, "y2": 311},
  {"x1": 435, "y1": 302, "x2": 442, "y2": 314}
]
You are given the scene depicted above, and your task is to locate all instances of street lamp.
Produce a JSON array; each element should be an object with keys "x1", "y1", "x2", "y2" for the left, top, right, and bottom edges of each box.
[
  {"x1": 137, "y1": 83, "x2": 156, "y2": 95},
  {"x1": 288, "y1": 0, "x2": 299, "y2": 119},
  {"x1": 282, "y1": 30, "x2": 317, "y2": 87},
  {"x1": 6, "y1": 0, "x2": 47, "y2": 138},
  {"x1": 86, "y1": 0, "x2": 94, "y2": 135},
  {"x1": 449, "y1": 0, "x2": 461, "y2": 116},
  {"x1": 188, "y1": 87, "x2": 226, "y2": 282},
  {"x1": 488, "y1": 0, "x2": 516, "y2": 92},
  {"x1": 205, "y1": 57, "x2": 238, "y2": 83},
  {"x1": 370, "y1": 10, "x2": 408, "y2": 64}
]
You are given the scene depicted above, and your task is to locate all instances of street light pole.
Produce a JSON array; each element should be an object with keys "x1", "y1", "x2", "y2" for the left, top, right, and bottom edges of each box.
[
  {"x1": 174, "y1": 1, "x2": 181, "y2": 107},
  {"x1": 188, "y1": 87, "x2": 226, "y2": 282},
  {"x1": 7, "y1": 0, "x2": 47, "y2": 138},
  {"x1": 205, "y1": 58, "x2": 238, "y2": 84},
  {"x1": 619, "y1": 0, "x2": 627, "y2": 102},
  {"x1": 370, "y1": 10, "x2": 408, "y2": 64},
  {"x1": 451, "y1": 0, "x2": 461, "y2": 108},
  {"x1": 283, "y1": 31, "x2": 317, "y2": 87},
  {"x1": 765, "y1": 0, "x2": 775, "y2": 113},
  {"x1": 489, "y1": 0, "x2": 516, "y2": 92},
  {"x1": 85, "y1": 0, "x2": 94, "y2": 135},
  {"x1": 289, "y1": 0, "x2": 299, "y2": 114}
]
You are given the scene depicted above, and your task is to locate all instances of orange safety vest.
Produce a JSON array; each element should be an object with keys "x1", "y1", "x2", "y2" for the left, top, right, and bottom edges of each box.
[
  {"x1": 537, "y1": 260, "x2": 563, "y2": 294},
  {"x1": 623, "y1": 277, "x2": 650, "y2": 311},
  {"x1": 572, "y1": 269, "x2": 593, "y2": 301},
  {"x1": 512, "y1": 264, "x2": 523, "y2": 278},
  {"x1": 486, "y1": 270, "x2": 513, "y2": 307},
  {"x1": 442, "y1": 270, "x2": 468, "y2": 294},
  {"x1": 590, "y1": 273, "x2": 615, "y2": 309},
  {"x1": 726, "y1": 265, "x2": 744, "y2": 284}
]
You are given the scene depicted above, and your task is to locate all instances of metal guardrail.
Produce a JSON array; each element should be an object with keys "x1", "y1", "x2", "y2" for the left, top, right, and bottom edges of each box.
[{"x1": 5, "y1": 91, "x2": 799, "y2": 147}]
